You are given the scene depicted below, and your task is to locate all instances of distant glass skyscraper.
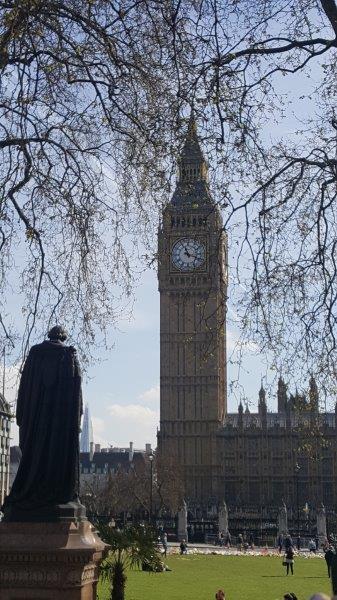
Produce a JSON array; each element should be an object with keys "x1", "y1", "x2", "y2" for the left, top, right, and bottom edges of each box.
[{"x1": 80, "y1": 403, "x2": 94, "y2": 453}]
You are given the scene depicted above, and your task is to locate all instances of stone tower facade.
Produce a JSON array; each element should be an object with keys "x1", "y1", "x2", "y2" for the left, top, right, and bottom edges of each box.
[{"x1": 157, "y1": 117, "x2": 227, "y2": 504}]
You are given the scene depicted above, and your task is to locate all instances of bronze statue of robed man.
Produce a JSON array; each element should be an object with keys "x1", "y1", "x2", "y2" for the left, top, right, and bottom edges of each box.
[{"x1": 3, "y1": 326, "x2": 86, "y2": 522}]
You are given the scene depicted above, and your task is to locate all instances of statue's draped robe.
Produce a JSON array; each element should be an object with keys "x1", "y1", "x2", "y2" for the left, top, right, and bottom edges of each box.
[{"x1": 4, "y1": 341, "x2": 82, "y2": 511}]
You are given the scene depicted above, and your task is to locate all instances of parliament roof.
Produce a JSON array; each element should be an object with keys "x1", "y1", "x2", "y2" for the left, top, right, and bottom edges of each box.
[{"x1": 80, "y1": 450, "x2": 145, "y2": 473}]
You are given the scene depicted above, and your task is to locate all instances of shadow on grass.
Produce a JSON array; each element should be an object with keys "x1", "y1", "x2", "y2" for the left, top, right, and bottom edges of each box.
[{"x1": 262, "y1": 575, "x2": 327, "y2": 579}]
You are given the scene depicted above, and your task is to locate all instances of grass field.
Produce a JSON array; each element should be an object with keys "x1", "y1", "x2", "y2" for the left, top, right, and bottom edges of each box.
[{"x1": 96, "y1": 554, "x2": 332, "y2": 600}]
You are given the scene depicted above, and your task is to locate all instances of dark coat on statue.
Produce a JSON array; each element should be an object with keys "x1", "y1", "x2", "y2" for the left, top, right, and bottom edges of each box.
[{"x1": 3, "y1": 340, "x2": 83, "y2": 516}]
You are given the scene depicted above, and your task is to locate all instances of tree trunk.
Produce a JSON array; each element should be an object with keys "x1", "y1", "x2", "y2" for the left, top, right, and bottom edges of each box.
[{"x1": 111, "y1": 560, "x2": 126, "y2": 600}]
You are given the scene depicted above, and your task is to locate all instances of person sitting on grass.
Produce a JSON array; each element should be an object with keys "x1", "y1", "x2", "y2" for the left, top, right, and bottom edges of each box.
[
  {"x1": 142, "y1": 559, "x2": 172, "y2": 572},
  {"x1": 283, "y1": 594, "x2": 298, "y2": 600},
  {"x1": 215, "y1": 590, "x2": 225, "y2": 600},
  {"x1": 308, "y1": 594, "x2": 331, "y2": 600}
]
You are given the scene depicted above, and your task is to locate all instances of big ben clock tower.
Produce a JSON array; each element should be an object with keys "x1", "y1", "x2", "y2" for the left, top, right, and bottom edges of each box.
[{"x1": 157, "y1": 116, "x2": 227, "y2": 504}]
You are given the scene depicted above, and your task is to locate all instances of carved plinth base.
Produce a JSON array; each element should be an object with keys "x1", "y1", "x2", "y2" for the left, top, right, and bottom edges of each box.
[{"x1": 0, "y1": 520, "x2": 108, "y2": 599}]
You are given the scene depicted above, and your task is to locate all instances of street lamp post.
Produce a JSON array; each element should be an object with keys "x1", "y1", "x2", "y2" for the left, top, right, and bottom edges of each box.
[
  {"x1": 295, "y1": 463, "x2": 301, "y2": 535},
  {"x1": 149, "y1": 452, "x2": 154, "y2": 525}
]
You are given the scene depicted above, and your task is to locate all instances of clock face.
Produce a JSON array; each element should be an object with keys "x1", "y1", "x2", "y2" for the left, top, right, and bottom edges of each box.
[{"x1": 171, "y1": 238, "x2": 206, "y2": 271}]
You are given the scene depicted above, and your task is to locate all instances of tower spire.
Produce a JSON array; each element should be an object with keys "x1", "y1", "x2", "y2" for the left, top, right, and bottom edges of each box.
[
  {"x1": 178, "y1": 111, "x2": 208, "y2": 184},
  {"x1": 171, "y1": 111, "x2": 212, "y2": 208}
]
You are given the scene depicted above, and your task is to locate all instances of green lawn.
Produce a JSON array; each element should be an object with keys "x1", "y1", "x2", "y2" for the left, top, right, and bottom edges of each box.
[{"x1": 97, "y1": 554, "x2": 332, "y2": 600}]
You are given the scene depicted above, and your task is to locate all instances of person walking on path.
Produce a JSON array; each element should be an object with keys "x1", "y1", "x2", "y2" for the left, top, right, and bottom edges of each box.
[
  {"x1": 285, "y1": 534, "x2": 293, "y2": 550},
  {"x1": 162, "y1": 532, "x2": 168, "y2": 557},
  {"x1": 284, "y1": 546, "x2": 295, "y2": 575},
  {"x1": 278, "y1": 533, "x2": 284, "y2": 553},
  {"x1": 296, "y1": 535, "x2": 301, "y2": 551},
  {"x1": 325, "y1": 545, "x2": 335, "y2": 577}
]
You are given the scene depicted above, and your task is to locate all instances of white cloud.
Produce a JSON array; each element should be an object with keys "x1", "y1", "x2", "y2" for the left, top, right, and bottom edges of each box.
[
  {"x1": 101, "y1": 402, "x2": 159, "y2": 449},
  {"x1": 137, "y1": 385, "x2": 159, "y2": 406},
  {"x1": 108, "y1": 403, "x2": 157, "y2": 420},
  {"x1": 88, "y1": 383, "x2": 161, "y2": 450}
]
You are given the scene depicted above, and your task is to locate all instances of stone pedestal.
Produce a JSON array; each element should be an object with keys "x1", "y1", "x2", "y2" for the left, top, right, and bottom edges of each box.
[{"x1": 0, "y1": 520, "x2": 108, "y2": 599}]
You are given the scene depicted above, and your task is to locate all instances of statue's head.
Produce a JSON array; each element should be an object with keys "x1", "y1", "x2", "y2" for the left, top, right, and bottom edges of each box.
[{"x1": 47, "y1": 325, "x2": 67, "y2": 342}]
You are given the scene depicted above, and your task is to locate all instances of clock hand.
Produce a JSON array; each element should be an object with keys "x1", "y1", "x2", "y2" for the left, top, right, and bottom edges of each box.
[{"x1": 184, "y1": 247, "x2": 201, "y2": 261}]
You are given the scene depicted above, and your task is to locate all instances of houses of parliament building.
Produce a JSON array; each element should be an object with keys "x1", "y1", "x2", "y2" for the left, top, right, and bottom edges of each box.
[{"x1": 157, "y1": 117, "x2": 337, "y2": 517}]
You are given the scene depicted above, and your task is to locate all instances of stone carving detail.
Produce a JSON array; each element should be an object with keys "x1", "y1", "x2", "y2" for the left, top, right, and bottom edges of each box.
[
  {"x1": 0, "y1": 563, "x2": 97, "y2": 589},
  {"x1": 67, "y1": 565, "x2": 95, "y2": 585},
  {"x1": 82, "y1": 565, "x2": 95, "y2": 582},
  {"x1": 66, "y1": 569, "x2": 82, "y2": 585},
  {"x1": 0, "y1": 566, "x2": 59, "y2": 587},
  {"x1": 0, "y1": 569, "x2": 46, "y2": 585},
  {"x1": 1, "y1": 551, "x2": 87, "y2": 564}
]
